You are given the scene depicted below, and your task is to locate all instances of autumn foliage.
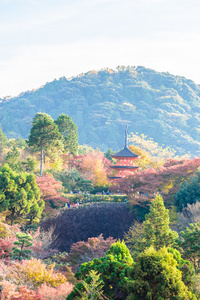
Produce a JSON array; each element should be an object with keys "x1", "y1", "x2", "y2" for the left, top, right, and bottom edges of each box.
[
  {"x1": 62, "y1": 234, "x2": 116, "y2": 272},
  {"x1": 36, "y1": 175, "x2": 69, "y2": 215},
  {"x1": 72, "y1": 150, "x2": 111, "y2": 187},
  {"x1": 113, "y1": 157, "x2": 200, "y2": 205},
  {"x1": 0, "y1": 257, "x2": 73, "y2": 299},
  {"x1": 36, "y1": 174, "x2": 63, "y2": 199}
]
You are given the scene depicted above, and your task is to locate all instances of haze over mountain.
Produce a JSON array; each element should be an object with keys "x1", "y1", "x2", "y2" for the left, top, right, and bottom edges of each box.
[{"x1": 1, "y1": 66, "x2": 200, "y2": 156}]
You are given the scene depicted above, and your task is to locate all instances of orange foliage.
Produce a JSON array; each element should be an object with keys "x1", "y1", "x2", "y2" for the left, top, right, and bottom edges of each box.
[
  {"x1": 73, "y1": 150, "x2": 111, "y2": 187},
  {"x1": 0, "y1": 261, "x2": 72, "y2": 300},
  {"x1": 6, "y1": 258, "x2": 66, "y2": 290},
  {"x1": 0, "y1": 221, "x2": 20, "y2": 259},
  {"x1": 36, "y1": 175, "x2": 63, "y2": 199},
  {"x1": 36, "y1": 175, "x2": 68, "y2": 216},
  {"x1": 114, "y1": 157, "x2": 200, "y2": 205},
  {"x1": 0, "y1": 280, "x2": 16, "y2": 300},
  {"x1": 10, "y1": 286, "x2": 42, "y2": 300},
  {"x1": 38, "y1": 282, "x2": 73, "y2": 300}
]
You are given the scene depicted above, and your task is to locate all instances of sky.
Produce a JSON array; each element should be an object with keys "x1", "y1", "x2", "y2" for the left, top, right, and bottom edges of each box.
[{"x1": 0, "y1": 0, "x2": 200, "y2": 98}]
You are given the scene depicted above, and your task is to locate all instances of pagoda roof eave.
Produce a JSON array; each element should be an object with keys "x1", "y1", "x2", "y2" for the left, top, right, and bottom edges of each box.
[
  {"x1": 111, "y1": 146, "x2": 138, "y2": 158},
  {"x1": 110, "y1": 166, "x2": 139, "y2": 170}
]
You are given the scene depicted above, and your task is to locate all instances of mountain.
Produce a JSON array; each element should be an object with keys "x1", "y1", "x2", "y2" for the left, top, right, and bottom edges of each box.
[{"x1": 1, "y1": 66, "x2": 200, "y2": 155}]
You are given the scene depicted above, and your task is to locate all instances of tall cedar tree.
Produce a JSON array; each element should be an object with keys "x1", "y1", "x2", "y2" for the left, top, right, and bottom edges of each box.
[
  {"x1": 136, "y1": 194, "x2": 178, "y2": 252},
  {"x1": 28, "y1": 113, "x2": 62, "y2": 176},
  {"x1": 55, "y1": 113, "x2": 78, "y2": 154},
  {"x1": 0, "y1": 164, "x2": 44, "y2": 225}
]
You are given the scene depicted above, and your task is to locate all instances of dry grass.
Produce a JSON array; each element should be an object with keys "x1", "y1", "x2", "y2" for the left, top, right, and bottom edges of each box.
[{"x1": 177, "y1": 201, "x2": 200, "y2": 231}]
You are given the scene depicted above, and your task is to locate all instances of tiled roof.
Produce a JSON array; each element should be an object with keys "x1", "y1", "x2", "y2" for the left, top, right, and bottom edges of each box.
[{"x1": 111, "y1": 146, "x2": 138, "y2": 158}]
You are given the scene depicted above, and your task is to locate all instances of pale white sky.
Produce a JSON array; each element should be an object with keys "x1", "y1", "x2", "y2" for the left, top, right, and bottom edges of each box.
[{"x1": 0, "y1": 0, "x2": 200, "y2": 98}]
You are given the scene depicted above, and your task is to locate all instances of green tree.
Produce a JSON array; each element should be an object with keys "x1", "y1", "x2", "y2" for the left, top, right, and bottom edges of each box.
[
  {"x1": 127, "y1": 247, "x2": 196, "y2": 300},
  {"x1": 104, "y1": 148, "x2": 116, "y2": 162},
  {"x1": 28, "y1": 113, "x2": 62, "y2": 176},
  {"x1": 55, "y1": 113, "x2": 78, "y2": 154},
  {"x1": 136, "y1": 194, "x2": 178, "y2": 252},
  {"x1": 75, "y1": 270, "x2": 104, "y2": 300},
  {"x1": 0, "y1": 164, "x2": 44, "y2": 225},
  {"x1": 0, "y1": 127, "x2": 8, "y2": 152},
  {"x1": 124, "y1": 221, "x2": 144, "y2": 254},
  {"x1": 177, "y1": 223, "x2": 200, "y2": 270},
  {"x1": 174, "y1": 172, "x2": 200, "y2": 211},
  {"x1": 21, "y1": 157, "x2": 38, "y2": 173},
  {"x1": 56, "y1": 169, "x2": 94, "y2": 193},
  {"x1": 4, "y1": 146, "x2": 22, "y2": 171},
  {"x1": 168, "y1": 247, "x2": 196, "y2": 290},
  {"x1": 11, "y1": 232, "x2": 33, "y2": 261},
  {"x1": 67, "y1": 241, "x2": 134, "y2": 300}
]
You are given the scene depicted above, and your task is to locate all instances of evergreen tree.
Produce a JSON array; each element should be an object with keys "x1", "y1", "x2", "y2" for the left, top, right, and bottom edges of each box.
[
  {"x1": 67, "y1": 241, "x2": 134, "y2": 300},
  {"x1": 136, "y1": 194, "x2": 178, "y2": 251},
  {"x1": 55, "y1": 113, "x2": 78, "y2": 154},
  {"x1": 127, "y1": 247, "x2": 196, "y2": 300},
  {"x1": 11, "y1": 232, "x2": 33, "y2": 261},
  {"x1": 75, "y1": 270, "x2": 104, "y2": 300},
  {"x1": 0, "y1": 127, "x2": 8, "y2": 152},
  {"x1": 177, "y1": 223, "x2": 200, "y2": 270},
  {"x1": 0, "y1": 164, "x2": 44, "y2": 225},
  {"x1": 28, "y1": 113, "x2": 62, "y2": 176},
  {"x1": 4, "y1": 146, "x2": 22, "y2": 172},
  {"x1": 104, "y1": 148, "x2": 116, "y2": 162},
  {"x1": 174, "y1": 172, "x2": 200, "y2": 211}
]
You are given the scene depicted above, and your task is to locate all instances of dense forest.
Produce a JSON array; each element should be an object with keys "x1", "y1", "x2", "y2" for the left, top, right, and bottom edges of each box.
[
  {"x1": 1, "y1": 71, "x2": 200, "y2": 298},
  {"x1": 1, "y1": 66, "x2": 200, "y2": 155}
]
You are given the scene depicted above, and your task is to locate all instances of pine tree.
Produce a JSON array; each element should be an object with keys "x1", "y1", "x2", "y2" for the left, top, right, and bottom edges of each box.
[{"x1": 11, "y1": 232, "x2": 33, "y2": 260}]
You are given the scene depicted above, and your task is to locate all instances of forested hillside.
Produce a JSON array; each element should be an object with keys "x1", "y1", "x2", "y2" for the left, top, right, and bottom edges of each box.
[{"x1": 1, "y1": 66, "x2": 200, "y2": 155}]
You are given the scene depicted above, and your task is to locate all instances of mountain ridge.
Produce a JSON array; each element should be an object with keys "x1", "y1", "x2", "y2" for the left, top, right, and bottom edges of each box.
[{"x1": 1, "y1": 66, "x2": 200, "y2": 156}]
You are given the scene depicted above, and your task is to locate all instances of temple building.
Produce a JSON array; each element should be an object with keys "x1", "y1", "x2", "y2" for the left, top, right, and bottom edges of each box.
[{"x1": 110, "y1": 126, "x2": 139, "y2": 178}]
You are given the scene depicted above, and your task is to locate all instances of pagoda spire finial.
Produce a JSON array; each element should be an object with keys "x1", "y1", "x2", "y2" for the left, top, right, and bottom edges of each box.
[{"x1": 125, "y1": 125, "x2": 128, "y2": 147}]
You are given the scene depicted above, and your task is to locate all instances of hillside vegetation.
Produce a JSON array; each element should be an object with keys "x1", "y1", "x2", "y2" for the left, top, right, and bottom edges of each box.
[
  {"x1": 41, "y1": 202, "x2": 135, "y2": 252},
  {"x1": 1, "y1": 66, "x2": 200, "y2": 155}
]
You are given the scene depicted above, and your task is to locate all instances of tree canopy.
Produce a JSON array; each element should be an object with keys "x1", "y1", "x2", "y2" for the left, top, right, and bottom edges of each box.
[
  {"x1": 28, "y1": 113, "x2": 62, "y2": 176},
  {"x1": 0, "y1": 164, "x2": 44, "y2": 225},
  {"x1": 174, "y1": 172, "x2": 200, "y2": 211},
  {"x1": 55, "y1": 113, "x2": 78, "y2": 154},
  {"x1": 128, "y1": 247, "x2": 196, "y2": 300}
]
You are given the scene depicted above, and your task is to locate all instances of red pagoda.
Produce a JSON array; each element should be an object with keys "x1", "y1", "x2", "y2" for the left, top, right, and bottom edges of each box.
[{"x1": 110, "y1": 125, "x2": 139, "y2": 178}]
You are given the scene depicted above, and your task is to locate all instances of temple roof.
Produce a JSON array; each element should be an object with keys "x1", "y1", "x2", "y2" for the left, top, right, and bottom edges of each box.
[
  {"x1": 110, "y1": 165, "x2": 138, "y2": 169},
  {"x1": 111, "y1": 146, "x2": 138, "y2": 158}
]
